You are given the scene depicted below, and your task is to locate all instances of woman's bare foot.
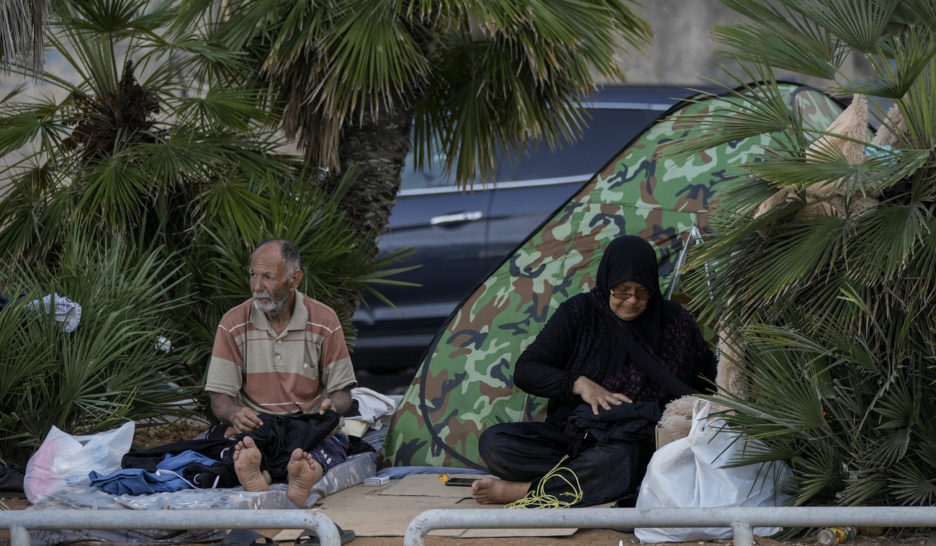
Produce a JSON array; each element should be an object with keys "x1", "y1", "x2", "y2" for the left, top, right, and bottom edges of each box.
[
  {"x1": 285, "y1": 448, "x2": 323, "y2": 507},
  {"x1": 471, "y1": 477, "x2": 531, "y2": 504},
  {"x1": 233, "y1": 437, "x2": 270, "y2": 492}
]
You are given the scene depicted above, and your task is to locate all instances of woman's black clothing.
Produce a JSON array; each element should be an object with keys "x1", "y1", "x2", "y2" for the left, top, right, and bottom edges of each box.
[
  {"x1": 479, "y1": 235, "x2": 717, "y2": 507},
  {"x1": 479, "y1": 420, "x2": 653, "y2": 507},
  {"x1": 514, "y1": 292, "x2": 716, "y2": 429}
]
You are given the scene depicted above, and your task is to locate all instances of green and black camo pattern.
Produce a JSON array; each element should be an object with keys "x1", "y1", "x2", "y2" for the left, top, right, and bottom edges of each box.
[{"x1": 380, "y1": 84, "x2": 843, "y2": 470}]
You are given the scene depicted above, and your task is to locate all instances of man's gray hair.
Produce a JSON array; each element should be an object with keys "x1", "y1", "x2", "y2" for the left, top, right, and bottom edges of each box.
[{"x1": 254, "y1": 238, "x2": 302, "y2": 274}]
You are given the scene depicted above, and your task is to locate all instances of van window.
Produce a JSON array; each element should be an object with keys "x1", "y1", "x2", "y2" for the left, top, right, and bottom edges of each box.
[
  {"x1": 399, "y1": 135, "x2": 486, "y2": 190},
  {"x1": 400, "y1": 146, "x2": 457, "y2": 190},
  {"x1": 495, "y1": 108, "x2": 662, "y2": 181},
  {"x1": 400, "y1": 107, "x2": 663, "y2": 190}
]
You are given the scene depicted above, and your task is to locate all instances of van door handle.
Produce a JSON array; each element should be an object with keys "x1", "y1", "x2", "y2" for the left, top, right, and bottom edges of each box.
[{"x1": 430, "y1": 211, "x2": 484, "y2": 226}]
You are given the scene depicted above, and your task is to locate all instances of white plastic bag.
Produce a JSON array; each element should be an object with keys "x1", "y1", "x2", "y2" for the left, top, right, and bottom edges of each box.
[
  {"x1": 634, "y1": 399, "x2": 791, "y2": 543},
  {"x1": 23, "y1": 421, "x2": 135, "y2": 503}
]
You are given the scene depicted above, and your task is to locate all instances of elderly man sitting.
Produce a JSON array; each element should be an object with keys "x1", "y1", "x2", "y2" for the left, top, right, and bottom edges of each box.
[{"x1": 205, "y1": 238, "x2": 357, "y2": 507}]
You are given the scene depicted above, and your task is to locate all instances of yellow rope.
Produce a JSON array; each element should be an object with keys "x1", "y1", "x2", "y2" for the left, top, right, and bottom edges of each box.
[{"x1": 505, "y1": 455, "x2": 583, "y2": 509}]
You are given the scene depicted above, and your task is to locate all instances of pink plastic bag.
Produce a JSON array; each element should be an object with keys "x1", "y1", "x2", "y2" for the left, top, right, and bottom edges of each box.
[{"x1": 23, "y1": 422, "x2": 135, "y2": 503}]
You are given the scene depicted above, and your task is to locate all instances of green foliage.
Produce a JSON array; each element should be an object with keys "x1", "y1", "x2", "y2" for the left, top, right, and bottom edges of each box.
[
  {"x1": 677, "y1": 0, "x2": 936, "y2": 506},
  {"x1": 0, "y1": 0, "x2": 48, "y2": 72},
  {"x1": 0, "y1": 233, "x2": 195, "y2": 464},
  {"x1": 0, "y1": 0, "x2": 400, "y2": 452},
  {"x1": 173, "y1": 0, "x2": 651, "y2": 187},
  {"x1": 708, "y1": 294, "x2": 936, "y2": 506}
]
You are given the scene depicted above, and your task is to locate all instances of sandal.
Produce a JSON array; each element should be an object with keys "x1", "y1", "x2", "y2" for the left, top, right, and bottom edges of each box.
[{"x1": 294, "y1": 524, "x2": 355, "y2": 545}]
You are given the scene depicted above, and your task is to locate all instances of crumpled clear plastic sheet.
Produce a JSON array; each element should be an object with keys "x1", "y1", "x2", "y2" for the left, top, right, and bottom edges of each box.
[{"x1": 26, "y1": 451, "x2": 378, "y2": 545}]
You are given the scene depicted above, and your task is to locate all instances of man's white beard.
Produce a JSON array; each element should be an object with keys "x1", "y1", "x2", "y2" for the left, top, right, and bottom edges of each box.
[{"x1": 253, "y1": 291, "x2": 288, "y2": 315}]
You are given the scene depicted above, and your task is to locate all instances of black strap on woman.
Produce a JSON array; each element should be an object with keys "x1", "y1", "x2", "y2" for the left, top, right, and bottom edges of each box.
[{"x1": 602, "y1": 314, "x2": 693, "y2": 398}]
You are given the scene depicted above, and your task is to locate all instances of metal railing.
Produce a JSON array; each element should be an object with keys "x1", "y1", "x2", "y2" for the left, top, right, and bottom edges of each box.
[
  {"x1": 404, "y1": 506, "x2": 936, "y2": 546},
  {"x1": 0, "y1": 509, "x2": 341, "y2": 546},
  {"x1": 5, "y1": 504, "x2": 936, "y2": 545}
]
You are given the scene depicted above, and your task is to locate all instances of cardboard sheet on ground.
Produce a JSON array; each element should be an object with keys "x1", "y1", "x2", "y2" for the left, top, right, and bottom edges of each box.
[
  {"x1": 377, "y1": 473, "x2": 488, "y2": 497},
  {"x1": 273, "y1": 474, "x2": 576, "y2": 538}
]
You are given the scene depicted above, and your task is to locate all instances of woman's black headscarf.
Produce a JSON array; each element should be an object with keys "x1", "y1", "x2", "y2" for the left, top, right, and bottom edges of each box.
[{"x1": 590, "y1": 235, "x2": 682, "y2": 353}]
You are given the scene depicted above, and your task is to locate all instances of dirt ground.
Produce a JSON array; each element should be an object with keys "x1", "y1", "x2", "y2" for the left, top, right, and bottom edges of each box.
[{"x1": 2, "y1": 422, "x2": 932, "y2": 546}]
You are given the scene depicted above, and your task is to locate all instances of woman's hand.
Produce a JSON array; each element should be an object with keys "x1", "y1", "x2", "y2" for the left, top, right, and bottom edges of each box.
[{"x1": 572, "y1": 376, "x2": 633, "y2": 415}]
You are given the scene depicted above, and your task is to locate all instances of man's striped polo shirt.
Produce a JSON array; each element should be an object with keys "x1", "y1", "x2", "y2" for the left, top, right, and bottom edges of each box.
[{"x1": 205, "y1": 291, "x2": 357, "y2": 415}]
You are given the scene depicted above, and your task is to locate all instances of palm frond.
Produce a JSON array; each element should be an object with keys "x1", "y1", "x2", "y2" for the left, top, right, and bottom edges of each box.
[
  {"x1": 889, "y1": 459, "x2": 936, "y2": 505},
  {"x1": 714, "y1": 0, "x2": 844, "y2": 79},
  {"x1": 54, "y1": 0, "x2": 170, "y2": 40},
  {"x1": 899, "y1": 57, "x2": 936, "y2": 147},
  {"x1": 0, "y1": 160, "x2": 70, "y2": 261},
  {"x1": 661, "y1": 70, "x2": 801, "y2": 161},
  {"x1": 72, "y1": 150, "x2": 150, "y2": 229},
  {"x1": 839, "y1": 26, "x2": 936, "y2": 99},
  {"x1": 171, "y1": 87, "x2": 275, "y2": 130},
  {"x1": 746, "y1": 218, "x2": 845, "y2": 302},
  {"x1": 318, "y1": 1, "x2": 428, "y2": 115},
  {"x1": 849, "y1": 203, "x2": 929, "y2": 281},
  {"x1": 897, "y1": 0, "x2": 936, "y2": 35},
  {"x1": 791, "y1": 0, "x2": 898, "y2": 54},
  {"x1": 840, "y1": 469, "x2": 889, "y2": 506},
  {"x1": 0, "y1": 93, "x2": 72, "y2": 158},
  {"x1": 788, "y1": 442, "x2": 845, "y2": 504},
  {"x1": 201, "y1": 0, "x2": 649, "y2": 186}
]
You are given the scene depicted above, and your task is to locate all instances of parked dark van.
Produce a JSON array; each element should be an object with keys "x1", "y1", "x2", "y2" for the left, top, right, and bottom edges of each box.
[{"x1": 351, "y1": 84, "x2": 697, "y2": 372}]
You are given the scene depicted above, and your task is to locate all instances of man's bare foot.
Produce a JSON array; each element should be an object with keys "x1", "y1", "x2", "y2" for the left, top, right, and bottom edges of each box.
[
  {"x1": 233, "y1": 436, "x2": 270, "y2": 492},
  {"x1": 285, "y1": 448, "x2": 323, "y2": 507},
  {"x1": 471, "y1": 477, "x2": 531, "y2": 504}
]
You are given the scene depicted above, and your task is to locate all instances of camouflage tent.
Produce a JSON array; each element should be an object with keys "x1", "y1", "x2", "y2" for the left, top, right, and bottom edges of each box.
[{"x1": 379, "y1": 83, "x2": 844, "y2": 470}]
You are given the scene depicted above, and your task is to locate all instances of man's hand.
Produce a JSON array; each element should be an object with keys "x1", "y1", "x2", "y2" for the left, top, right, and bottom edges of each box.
[
  {"x1": 317, "y1": 397, "x2": 342, "y2": 437},
  {"x1": 229, "y1": 405, "x2": 263, "y2": 434},
  {"x1": 210, "y1": 392, "x2": 262, "y2": 434},
  {"x1": 322, "y1": 388, "x2": 353, "y2": 415},
  {"x1": 572, "y1": 375, "x2": 633, "y2": 415}
]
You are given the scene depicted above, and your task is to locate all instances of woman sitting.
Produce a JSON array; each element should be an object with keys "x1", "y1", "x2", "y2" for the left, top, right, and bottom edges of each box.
[{"x1": 472, "y1": 235, "x2": 716, "y2": 507}]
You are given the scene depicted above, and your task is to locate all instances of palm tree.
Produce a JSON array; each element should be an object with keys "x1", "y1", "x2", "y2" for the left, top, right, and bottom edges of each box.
[
  {"x1": 173, "y1": 0, "x2": 651, "y2": 265},
  {"x1": 672, "y1": 0, "x2": 936, "y2": 506},
  {"x1": 0, "y1": 0, "x2": 380, "y2": 313},
  {"x1": 0, "y1": 0, "x2": 392, "y2": 447},
  {"x1": 1, "y1": 0, "x2": 275, "y2": 255}
]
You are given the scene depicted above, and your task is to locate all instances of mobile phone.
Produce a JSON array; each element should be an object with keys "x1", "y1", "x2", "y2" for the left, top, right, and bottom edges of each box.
[{"x1": 444, "y1": 477, "x2": 476, "y2": 487}]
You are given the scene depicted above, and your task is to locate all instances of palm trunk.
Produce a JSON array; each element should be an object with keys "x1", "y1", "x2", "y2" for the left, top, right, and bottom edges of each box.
[{"x1": 320, "y1": 107, "x2": 414, "y2": 321}]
